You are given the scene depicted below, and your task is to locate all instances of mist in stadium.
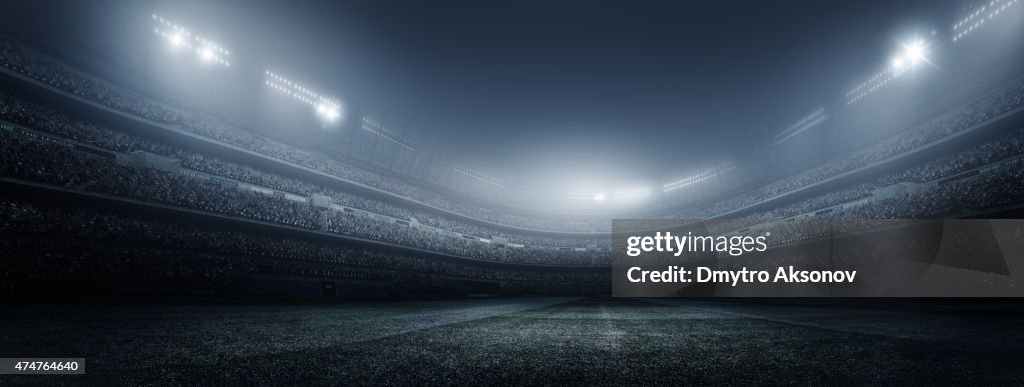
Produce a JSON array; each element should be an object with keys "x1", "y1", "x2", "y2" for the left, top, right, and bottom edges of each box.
[{"x1": 2, "y1": 0, "x2": 1024, "y2": 384}]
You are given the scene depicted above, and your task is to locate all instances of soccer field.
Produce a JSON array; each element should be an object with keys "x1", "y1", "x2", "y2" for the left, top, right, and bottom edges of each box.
[{"x1": 4, "y1": 297, "x2": 1024, "y2": 384}]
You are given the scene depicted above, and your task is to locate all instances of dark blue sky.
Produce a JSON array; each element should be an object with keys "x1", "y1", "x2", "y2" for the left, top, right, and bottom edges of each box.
[{"x1": 2, "y1": 0, "x2": 958, "y2": 193}]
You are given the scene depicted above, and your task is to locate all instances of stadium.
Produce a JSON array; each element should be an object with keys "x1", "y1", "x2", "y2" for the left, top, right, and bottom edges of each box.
[{"x1": 2, "y1": 0, "x2": 1024, "y2": 384}]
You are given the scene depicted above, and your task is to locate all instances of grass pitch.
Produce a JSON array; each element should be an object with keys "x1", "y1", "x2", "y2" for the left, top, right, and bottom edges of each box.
[{"x1": 3, "y1": 297, "x2": 1024, "y2": 385}]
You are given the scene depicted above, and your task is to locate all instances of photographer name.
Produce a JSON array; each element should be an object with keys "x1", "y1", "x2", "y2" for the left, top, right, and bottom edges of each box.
[{"x1": 626, "y1": 266, "x2": 857, "y2": 286}]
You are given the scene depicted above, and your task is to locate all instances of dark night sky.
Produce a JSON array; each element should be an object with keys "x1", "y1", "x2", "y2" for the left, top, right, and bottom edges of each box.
[{"x1": 1, "y1": 0, "x2": 958, "y2": 194}]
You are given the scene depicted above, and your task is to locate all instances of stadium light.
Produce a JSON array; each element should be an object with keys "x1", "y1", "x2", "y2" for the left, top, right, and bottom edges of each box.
[
  {"x1": 890, "y1": 39, "x2": 927, "y2": 72},
  {"x1": 773, "y1": 108, "x2": 826, "y2": 145},
  {"x1": 318, "y1": 102, "x2": 340, "y2": 122},
  {"x1": 362, "y1": 118, "x2": 416, "y2": 151},
  {"x1": 168, "y1": 33, "x2": 184, "y2": 47},
  {"x1": 265, "y1": 70, "x2": 344, "y2": 124},
  {"x1": 452, "y1": 166, "x2": 503, "y2": 187},
  {"x1": 904, "y1": 40, "x2": 925, "y2": 63},
  {"x1": 200, "y1": 48, "x2": 215, "y2": 62},
  {"x1": 849, "y1": 37, "x2": 932, "y2": 104},
  {"x1": 152, "y1": 14, "x2": 231, "y2": 68},
  {"x1": 891, "y1": 57, "x2": 904, "y2": 70},
  {"x1": 953, "y1": 0, "x2": 1020, "y2": 42},
  {"x1": 664, "y1": 165, "x2": 735, "y2": 192}
]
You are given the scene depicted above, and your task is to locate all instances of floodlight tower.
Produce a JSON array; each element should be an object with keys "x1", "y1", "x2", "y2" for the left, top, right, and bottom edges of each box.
[
  {"x1": 264, "y1": 70, "x2": 344, "y2": 124},
  {"x1": 151, "y1": 14, "x2": 231, "y2": 68}
]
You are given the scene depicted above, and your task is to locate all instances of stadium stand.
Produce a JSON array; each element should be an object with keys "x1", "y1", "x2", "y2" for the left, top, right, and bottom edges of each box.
[{"x1": 1, "y1": 29, "x2": 1024, "y2": 296}]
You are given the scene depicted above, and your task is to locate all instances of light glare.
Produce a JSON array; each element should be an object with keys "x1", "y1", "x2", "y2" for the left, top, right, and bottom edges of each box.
[
  {"x1": 169, "y1": 33, "x2": 184, "y2": 47},
  {"x1": 905, "y1": 40, "x2": 925, "y2": 63},
  {"x1": 318, "y1": 103, "x2": 341, "y2": 122},
  {"x1": 891, "y1": 57, "x2": 904, "y2": 69}
]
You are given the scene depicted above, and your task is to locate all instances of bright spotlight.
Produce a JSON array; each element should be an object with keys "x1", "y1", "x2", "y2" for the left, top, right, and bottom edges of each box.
[
  {"x1": 325, "y1": 108, "x2": 340, "y2": 122},
  {"x1": 169, "y1": 33, "x2": 184, "y2": 47},
  {"x1": 891, "y1": 57, "x2": 904, "y2": 70},
  {"x1": 199, "y1": 48, "x2": 215, "y2": 61},
  {"x1": 847, "y1": 37, "x2": 934, "y2": 104},
  {"x1": 317, "y1": 102, "x2": 341, "y2": 122},
  {"x1": 152, "y1": 14, "x2": 231, "y2": 68},
  {"x1": 904, "y1": 40, "x2": 925, "y2": 64},
  {"x1": 891, "y1": 39, "x2": 928, "y2": 73},
  {"x1": 266, "y1": 70, "x2": 343, "y2": 123},
  {"x1": 593, "y1": 193, "x2": 606, "y2": 202}
]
